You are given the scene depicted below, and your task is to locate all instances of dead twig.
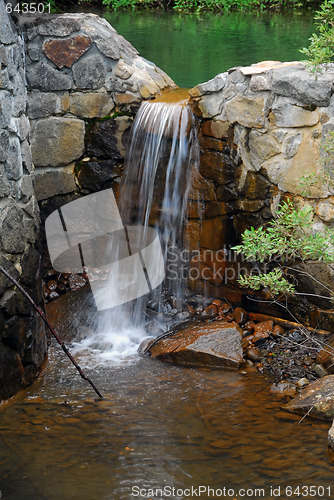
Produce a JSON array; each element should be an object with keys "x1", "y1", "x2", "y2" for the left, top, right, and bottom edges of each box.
[{"x1": 0, "y1": 265, "x2": 103, "y2": 400}]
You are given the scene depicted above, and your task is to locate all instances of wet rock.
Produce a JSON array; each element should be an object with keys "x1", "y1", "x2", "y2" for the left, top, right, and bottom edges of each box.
[
  {"x1": 272, "y1": 324, "x2": 285, "y2": 337},
  {"x1": 285, "y1": 375, "x2": 334, "y2": 420},
  {"x1": 313, "y1": 363, "x2": 329, "y2": 378},
  {"x1": 202, "y1": 304, "x2": 218, "y2": 319},
  {"x1": 148, "y1": 320, "x2": 243, "y2": 369},
  {"x1": 138, "y1": 337, "x2": 154, "y2": 354},
  {"x1": 68, "y1": 275, "x2": 86, "y2": 291},
  {"x1": 233, "y1": 307, "x2": 248, "y2": 325},
  {"x1": 219, "y1": 302, "x2": 231, "y2": 314},
  {"x1": 242, "y1": 337, "x2": 253, "y2": 350},
  {"x1": 243, "y1": 320, "x2": 255, "y2": 333},
  {"x1": 329, "y1": 420, "x2": 334, "y2": 450},
  {"x1": 85, "y1": 119, "x2": 122, "y2": 160},
  {"x1": 316, "y1": 335, "x2": 334, "y2": 374},
  {"x1": 296, "y1": 377, "x2": 309, "y2": 389},
  {"x1": 246, "y1": 347, "x2": 262, "y2": 363},
  {"x1": 254, "y1": 320, "x2": 273, "y2": 336},
  {"x1": 270, "y1": 381, "x2": 297, "y2": 397}
]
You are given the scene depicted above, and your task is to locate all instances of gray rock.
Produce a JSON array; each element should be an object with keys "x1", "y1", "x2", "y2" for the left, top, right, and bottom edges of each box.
[
  {"x1": 15, "y1": 115, "x2": 30, "y2": 141},
  {"x1": 28, "y1": 92, "x2": 62, "y2": 119},
  {"x1": 11, "y1": 73, "x2": 27, "y2": 117},
  {"x1": 21, "y1": 139, "x2": 33, "y2": 172},
  {"x1": 31, "y1": 117, "x2": 85, "y2": 167},
  {"x1": 285, "y1": 375, "x2": 334, "y2": 420},
  {"x1": 34, "y1": 166, "x2": 77, "y2": 201},
  {"x1": 5, "y1": 135, "x2": 22, "y2": 180},
  {"x1": 250, "y1": 74, "x2": 272, "y2": 92},
  {"x1": 0, "y1": 200, "x2": 26, "y2": 253},
  {"x1": 0, "y1": 1, "x2": 17, "y2": 44},
  {"x1": 0, "y1": 45, "x2": 7, "y2": 66},
  {"x1": 72, "y1": 54, "x2": 106, "y2": 90},
  {"x1": 81, "y1": 16, "x2": 138, "y2": 60},
  {"x1": 0, "y1": 129, "x2": 9, "y2": 162},
  {"x1": 26, "y1": 61, "x2": 72, "y2": 91},
  {"x1": 0, "y1": 90, "x2": 12, "y2": 128},
  {"x1": 283, "y1": 132, "x2": 303, "y2": 159},
  {"x1": 27, "y1": 45, "x2": 40, "y2": 62},
  {"x1": 0, "y1": 68, "x2": 9, "y2": 90},
  {"x1": 20, "y1": 174, "x2": 34, "y2": 202},
  {"x1": 272, "y1": 66, "x2": 334, "y2": 107},
  {"x1": 36, "y1": 14, "x2": 81, "y2": 37},
  {"x1": 190, "y1": 72, "x2": 227, "y2": 97},
  {"x1": 269, "y1": 97, "x2": 319, "y2": 128},
  {"x1": 0, "y1": 255, "x2": 20, "y2": 296},
  {"x1": 0, "y1": 164, "x2": 10, "y2": 197}
]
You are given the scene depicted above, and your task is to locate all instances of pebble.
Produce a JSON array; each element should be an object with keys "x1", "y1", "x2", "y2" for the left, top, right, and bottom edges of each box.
[
  {"x1": 233, "y1": 307, "x2": 248, "y2": 325},
  {"x1": 242, "y1": 337, "x2": 253, "y2": 350},
  {"x1": 47, "y1": 280, "x2": 57, "y2": 291},
  {"x1": 313, "y1": 363, "x2": 328, "y2": 378},
  {"x1": 303, "y1": 356, "x2": 313, "y2": 366},
  {"x1": 246, "y1": 347, "x2": 262, "y2": 363},
  {"x1": 202, "y1": 304, "x2": 218, "y2": 318},
  {"x1": 254, "y1": 320, "x2": 273, "y2": 336},
  {"x1": 219, "y1": 302, "x2": 231, "y2": 314},
  {"x1": 269, "y1": 381, "x2": 297, "y2": 397},
  {"x1": 243, "y1": 320, "x2": 255, "y2": 333},
  {"x1": 296, "y1": 377, "x2": 309, "y2": 388},
  {"x1": 242, "y1": 329, "x2": 253, "y2": 338},
  {"x1": 272, "y1": 324, "x2": 285, "y2": 337}
]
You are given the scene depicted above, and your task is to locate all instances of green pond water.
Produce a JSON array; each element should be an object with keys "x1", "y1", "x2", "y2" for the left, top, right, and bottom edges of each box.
[{"x1": 100, "y1": 9, "x2": 316, "y2": 87}]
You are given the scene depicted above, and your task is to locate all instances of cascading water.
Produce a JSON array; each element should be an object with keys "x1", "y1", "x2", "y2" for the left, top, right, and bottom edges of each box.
[{"x1": 71, "y1": 89, "x2": 199, "y2": 365}]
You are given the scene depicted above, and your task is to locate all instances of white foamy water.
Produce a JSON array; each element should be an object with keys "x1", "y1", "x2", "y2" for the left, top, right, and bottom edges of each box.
[
  {"x1": 70, "y1": 328, "x2": 147, "y2": 367},
  {"x1": 72, "y1": 92, "x2": 198, "y2": 366}
]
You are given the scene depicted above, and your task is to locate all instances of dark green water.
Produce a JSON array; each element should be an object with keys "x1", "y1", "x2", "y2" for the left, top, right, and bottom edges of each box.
[{"x1": 100, "y1": 9, "x2": 315, "y2": 87}]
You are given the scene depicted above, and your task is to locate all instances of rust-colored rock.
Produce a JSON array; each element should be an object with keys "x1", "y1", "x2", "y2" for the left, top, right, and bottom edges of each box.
[
  {"x1": 316, "y1": 335, "x2": 334, "y2": 374},
  {"x1": 148, "y1": 320, "x2": 243, "y2": 369},
  {"x1": 254, "y1": 320, "x2": 273, "y2": 336},
  {"x1": 285, "y1": 375, "x2": 334, "y2": 420},
  {"x1": 272, "y1": 324, "x2": 286, "y2": 337},
  {"x1": 43, "y1": 36, "x2": 92, "y2": 68},
  {"x1": 234, "y1": 307, "x2": 248, "y2": 325}
]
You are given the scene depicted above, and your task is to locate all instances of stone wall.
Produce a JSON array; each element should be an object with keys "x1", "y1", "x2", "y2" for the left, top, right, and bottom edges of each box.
[
  {"x1": 0, "y1": 1, "x2": 47, "y2": 401},
  {"x1": 23, "y1": 13, "x2": 175, "y2": 206},
  {"x1": 188, "y1": 61, "x2": 334, "y2": 326}
]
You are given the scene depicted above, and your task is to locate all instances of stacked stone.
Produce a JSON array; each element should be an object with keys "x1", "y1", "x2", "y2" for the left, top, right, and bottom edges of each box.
[
  {"x1": 187, "y1": 61, "x2": 334, "y2": 309},
  {"x1": 0, "y1": 1, "x2": 47, "y2": 401},
  {"x1": 24, "y1": 14, "x2": 175, "y2": 202}
]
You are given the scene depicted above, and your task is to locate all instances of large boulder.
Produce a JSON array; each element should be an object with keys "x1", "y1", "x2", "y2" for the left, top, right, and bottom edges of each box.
[
  {"x1": 147, "y1": 320, "x2": 243, "y2": 369},
  {"x1": 285, "y1": 375, "x2": 334, "y2": 420}
]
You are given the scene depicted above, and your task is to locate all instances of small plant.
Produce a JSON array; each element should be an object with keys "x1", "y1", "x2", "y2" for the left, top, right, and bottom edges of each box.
[
  {"x1": 233, "y1": 199, "x2": 334, "y2": 299},
  {"x1": 300, "y1": 0, "x2": 334, "y2": 72}
]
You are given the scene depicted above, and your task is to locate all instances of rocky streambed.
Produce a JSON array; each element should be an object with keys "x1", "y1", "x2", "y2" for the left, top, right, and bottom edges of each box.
[{"x1": 43, "y1": 267, "x2": 334, "y2": 447}]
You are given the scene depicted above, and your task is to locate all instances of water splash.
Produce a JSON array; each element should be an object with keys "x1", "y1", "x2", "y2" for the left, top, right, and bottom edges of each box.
[{"x1": 73, "y1": 90, "x2": 199, "y2": 365}]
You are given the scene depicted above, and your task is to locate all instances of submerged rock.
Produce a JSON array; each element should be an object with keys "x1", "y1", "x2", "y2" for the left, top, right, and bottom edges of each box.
[
  {"x1": 285, "y1": 375, "x2": 334, "y2": 420},
  {"x1": 147, "y1": 320, "x2": 243, "y2": 369}
]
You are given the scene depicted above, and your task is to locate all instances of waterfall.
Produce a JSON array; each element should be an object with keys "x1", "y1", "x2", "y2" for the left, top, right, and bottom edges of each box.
[{"x1": 71, "y1": 89, "x2": 199, "y2": 365}]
